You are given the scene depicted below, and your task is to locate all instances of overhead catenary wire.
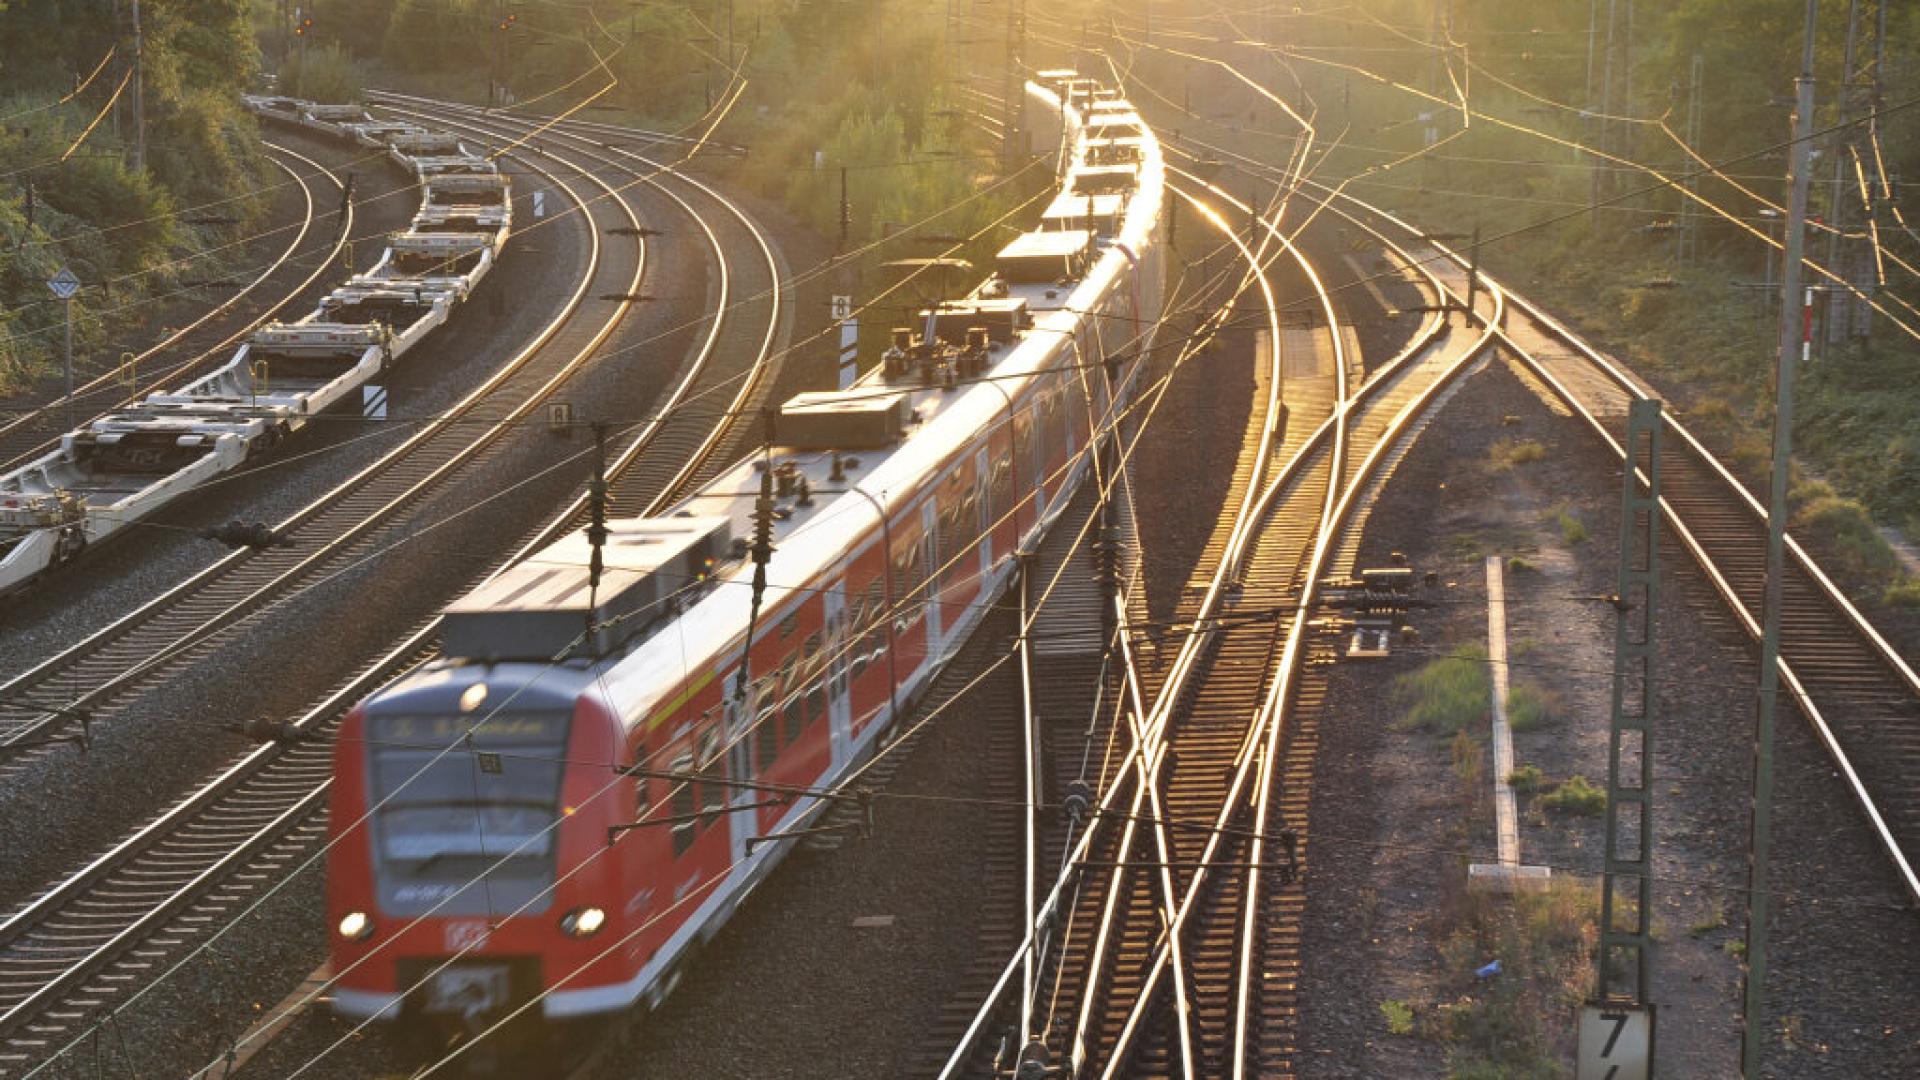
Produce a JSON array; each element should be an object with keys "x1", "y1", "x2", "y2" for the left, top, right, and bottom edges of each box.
[
  {"x1": 182, "y1": 237, "x2": 1236, "y2": 1080},
  {"x1": 27, "y1": 138, "x2": 1247, "y2": 1076}
]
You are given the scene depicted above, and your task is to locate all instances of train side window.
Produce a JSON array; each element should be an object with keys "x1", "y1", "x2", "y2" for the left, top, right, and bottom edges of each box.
[
  {"x1": 782, "y1": 693, "x2": 804, "y2": 743},
  {"x1": 852, "y1": 577, "x2": 884, "y2": 679},
  {"x1": 991, "y1": 453, "x2": 1013, "y2": 524},
  {"x1": 892, "y1": 529, "x2": 926, "y2": 629},
  {"x1": 803, "y1": 632, "x2": 826, "y2": 723},
  {"x1": 756, "y1": 689, "x2": 779, "y2": 771},
  {"x1": 670, "y1": 751, "x2": 696, "y2": 856},
  {"x1": 1013, "y1": 410, "x2": 1033, "y2": 487},
  {"x1": 697, "y1": 730, "x2": 726, "y2": 824},
  {"x1": 632, "y1": 748, "x2": 654, "y2": 820}
]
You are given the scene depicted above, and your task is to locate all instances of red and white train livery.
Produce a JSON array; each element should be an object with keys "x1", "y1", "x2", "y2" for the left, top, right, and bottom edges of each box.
[{"x1": 326, "y1": 75, "x2": 1165, "y2": 1029}]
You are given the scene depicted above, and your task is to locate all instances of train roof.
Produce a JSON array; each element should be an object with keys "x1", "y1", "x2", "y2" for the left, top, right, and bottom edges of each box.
[{"x1": 584, "y1": 78, "x2": 1162, "y2": 725}]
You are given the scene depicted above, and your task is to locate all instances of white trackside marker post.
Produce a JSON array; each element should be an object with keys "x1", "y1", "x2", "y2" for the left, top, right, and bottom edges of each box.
[
  {"x1": 48, "y1": 267, "x2": 81, "y2": 429},
  {"x1": 363, "y1": 385, "x2": 387, "y2": 420},
  {"x1": 833, "y1": 294, "x2": 857, "y2": 390},
  {"x1": 532, "y1": 190, "x2": 546, "y2": 219}
]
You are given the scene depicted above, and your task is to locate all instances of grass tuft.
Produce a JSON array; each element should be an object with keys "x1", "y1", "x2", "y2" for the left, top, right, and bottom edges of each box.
[
  {"x1": 1505, "y1": 683, "x2": 1558, "y2": 732},
  {"x1": 1393, "y1": 646, "x2": 1491, "y2": 733},
  {"x1": 1488, "y1": 438, "x2": 1547, "y2": 471},
  {"x1": 1539, "y1": 775, "x2": 1607, "y2": 816},
  {"x1": 1381, "y1": 999, "x2": 1416, "y2": 1037},
  {"x1": 1555, "y1": 508, "x2": 1590, "y2": 545}
]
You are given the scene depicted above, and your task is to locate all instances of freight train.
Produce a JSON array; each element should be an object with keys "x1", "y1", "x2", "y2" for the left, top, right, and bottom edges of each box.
[{"x1": 0, "y1": 98, "x2": 511, "y2": 595}]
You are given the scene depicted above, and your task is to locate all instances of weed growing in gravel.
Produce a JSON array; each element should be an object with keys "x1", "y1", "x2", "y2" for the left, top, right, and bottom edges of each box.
[
  {"x1": 1393, "y1": 646, "x2": 1491, "y2": 733},
  {"x1": 1488, "y1": 437, "x2": 1547, "y2": 471},
  {"x1": 1554, "y1": 507, "x2": 1590, "y2": 545},
  {"x1": 1506, "y1": 764, "x2": 1547, "y2": 793},
  {"x1": 1505, "y1": 683, "x2": 1558, "y2": 732},
  {"x1": 1433, "y1": 881, "x2": 1598, "y2": 1080},
  {"x1": 1690, "y1": 903, "x2": 1727, "y2": 937},
  {"x1": 1380, "y1": 998, "x2": 1416, "y2": 1036},
  {"x1": 1452, "y1": 730, "x2": 1489, "y2": 820},
  {"x1": 1445, "y1": 526, "x2": 1536, "y2": 561},
  {"x1": 1505, "y1": 554, "x2": 1540, "y2": 574},
  {"x1": 1539, "y1": 775, "x2": 1607, "y2": 816}
]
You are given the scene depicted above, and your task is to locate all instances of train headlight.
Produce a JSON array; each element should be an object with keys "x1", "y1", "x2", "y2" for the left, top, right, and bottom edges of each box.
[
  {"x1": 337, "y1": 911, "x2": 375, "y2": 941},
  {"x1": 559, "y1": 907, "x2": 606, "y2": 938}
]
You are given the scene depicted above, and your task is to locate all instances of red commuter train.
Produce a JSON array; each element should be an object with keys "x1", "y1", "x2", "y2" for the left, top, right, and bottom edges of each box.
[{"x1": 325, "y1": 74, "x2": 1165, "y2": 1035}]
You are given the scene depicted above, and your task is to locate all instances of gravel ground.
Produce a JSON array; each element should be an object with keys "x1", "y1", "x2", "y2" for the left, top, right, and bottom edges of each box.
[{"x1": 1298, "y1": 358, "x2": 1920, "y2": 1079}]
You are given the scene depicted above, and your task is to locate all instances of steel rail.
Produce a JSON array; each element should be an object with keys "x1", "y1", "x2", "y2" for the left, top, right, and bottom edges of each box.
[
  {"x1": 935, "y1": 137, "x2": 1453, "y2": 1079},
  {"x1": 1063, "y1": 177, "x2": 1301, "y2": 1080},
  {"x1": 1084, "y1": 164, "x2": 1365, "y2": 1080},
  {"x1": 933, "y1": 178, "x2": 1451, "y2": 1076},
  {"x1": 0, "y1": 143, "x2": 348, "y2": 473},
  {"x1": 373, "y1": 97, "x2": 781, "y2": 536},
  {"x1": 1300, "y1": 183, "x2": 1920, "y2": 905}
]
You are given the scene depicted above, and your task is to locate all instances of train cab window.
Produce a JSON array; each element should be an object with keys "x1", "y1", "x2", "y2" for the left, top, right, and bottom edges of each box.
[{"x1": 669, "y1": 751, "x2": 697, "y2": 856}]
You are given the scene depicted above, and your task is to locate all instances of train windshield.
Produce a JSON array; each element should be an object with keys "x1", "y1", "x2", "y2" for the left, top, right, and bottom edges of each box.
[{"x1": 365, "y1": 711, "x2": 570, "y2": 917}]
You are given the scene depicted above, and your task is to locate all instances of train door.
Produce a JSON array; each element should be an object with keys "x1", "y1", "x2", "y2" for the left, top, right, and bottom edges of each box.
[
  {"x1": 921, "y1": 500, "x2": 942, "y2": 657},
  {"x1": 724, "y1": 681, "x2": 757, "y2": 866},
  {"x1": 974, "y1": 447, "x2": 993, "y2": 585},
  {"x1": 825, "y1": 578, "x2": 852, "y2": 770}
]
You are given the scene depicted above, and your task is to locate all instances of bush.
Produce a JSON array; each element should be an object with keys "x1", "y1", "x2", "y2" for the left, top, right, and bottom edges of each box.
[
  {"x1": 1507, "y1": 764, "x2": 1547, "y2": 793},
  {"x1": 1540, "y1": 775, "x2": 1607, "y2": 816},
  {"x1": 1488, "y1": 437, "x2": 1546, "y2": 471},
  {"x1": 1793, "y1": 494, "x2": 1904, "y2": 592},
  {"x1": 280, "y1": 42, "x2": 362, "y2": 103},
  {"x1": 1505, "y1": 555, "x2": 1539, "y2": 574},
  {"x1": 1393, "y1": 646, "x2": 1490, "y2": 733},
  {"x1": 1505, "y1": 684, "x2": 1557, "y2": 732},
  {"x1": 1885, "y1": 577, "x2": 1920, "y2": 608}
]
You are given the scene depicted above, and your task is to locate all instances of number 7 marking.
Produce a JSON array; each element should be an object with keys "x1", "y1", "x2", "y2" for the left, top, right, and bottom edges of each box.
[{"x1": 1601, "y1": 1010, "x2": 1630, "y2": 1056}]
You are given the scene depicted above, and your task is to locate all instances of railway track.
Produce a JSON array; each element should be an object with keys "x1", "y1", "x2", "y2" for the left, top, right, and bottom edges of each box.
[
  {"x1": 365, "y1": 91, "x2": 789, "y2": 518},
  {"x1": 0, "y1": 137, "x2": 638, "y2": 775},
  {"x1": 0, "y1": 143, "x2": 354, "y2": 473},
  {"x1": 928, "y1": 104, "x2": 1508, "y2": 1068},
  {"x1": 0, "y1": 109, "x2": 786, "y2": 1078},
  {"x1": 1178, "y1": 113, "x2": 1920, "y2": 904},
  {"x1": 1482, "y1": 230, "x2": 1920, "y2": 903}
]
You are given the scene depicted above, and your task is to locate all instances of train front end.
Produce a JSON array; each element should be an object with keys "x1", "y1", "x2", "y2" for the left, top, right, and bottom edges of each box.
[{"x1": 326, "y1": 662, "x2": 635, "y2": 1032}]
